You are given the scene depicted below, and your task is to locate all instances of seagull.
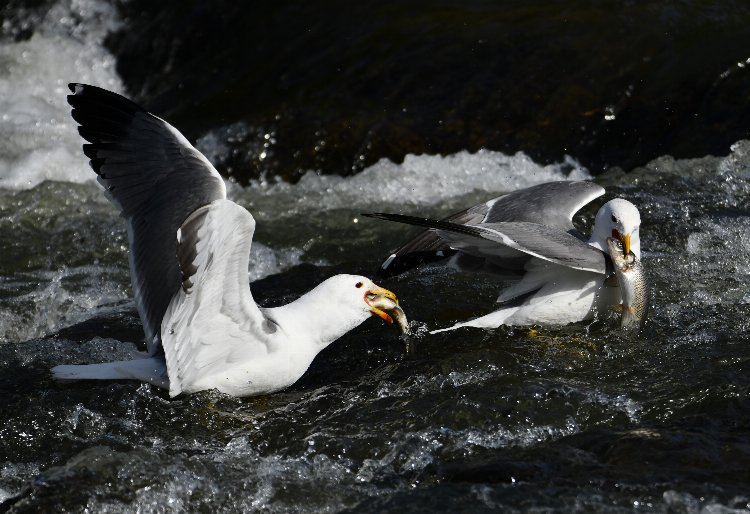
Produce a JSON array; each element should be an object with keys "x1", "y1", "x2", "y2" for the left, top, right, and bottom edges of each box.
[
  {"x1": 52, "y1": 84, "x2": 407, "y2": 397},
  {"x1": 364, "y1": 181, "x2": 641, "y2": 332}
]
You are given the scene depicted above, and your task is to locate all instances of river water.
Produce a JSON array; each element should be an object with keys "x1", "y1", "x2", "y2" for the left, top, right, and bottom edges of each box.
[{"x1": 1, "y1": 1, "x2": 749, "y2": 512}]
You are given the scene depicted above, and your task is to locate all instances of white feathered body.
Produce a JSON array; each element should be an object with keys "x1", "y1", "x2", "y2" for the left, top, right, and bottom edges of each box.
[
  {"x1": 161, "y1": 200, "x2": 373, "y2": 397},
  {"x1": 435, "y1": 260, "x2": 620, "y2": 331},
  {"x1": 53, "y1": 199, "x2": 377, "y2": 397},
  {"x1": 415, "y1": 192, "x2": 642, "y2": 333}
]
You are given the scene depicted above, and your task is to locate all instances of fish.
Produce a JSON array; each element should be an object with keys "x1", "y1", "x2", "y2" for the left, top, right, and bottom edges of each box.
[
  {"x1": 367, "y1": 294, "x2": 410, "y2": 335},
  {"x1": 606, "y1": 237, "x2": 648, "y2": 331}
]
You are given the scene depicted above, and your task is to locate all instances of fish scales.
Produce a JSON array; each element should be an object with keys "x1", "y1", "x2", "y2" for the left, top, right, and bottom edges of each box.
[{"x1": 606, "y1": 237, "x2": 648, "y2": 331}]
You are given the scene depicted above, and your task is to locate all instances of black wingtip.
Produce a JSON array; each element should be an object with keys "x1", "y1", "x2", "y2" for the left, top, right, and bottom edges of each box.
[
  {"x1": 66, "y1": 83, "x2": 146, "y2": 116},
  {"x1": 67, "y1": 83, "x2": 86, "y2": 106},
  {"x1": 82, "y1": 143, "x2": 98, "y2": 159},
  {"x1": 363, "y1": 212, "x2": 461, "y2": 277},
  {"x1": 361, "y1": 212, "x2": 389, "y2": 220},
  {"x1": 364, "y1": 212, "x2": 493, "y2": 245},
  {"x1": 88, "y1": 158, "x2": 105, "y2": 173},
  {"x1": 362, "y1": 212, "x2": 447, "y2": 228},
  {"x1": 375, "y1": 249, "x2": 456, "y2": 278},
  {"x1": 362, "y1": 212, "x2": 429, "y2": 224}
]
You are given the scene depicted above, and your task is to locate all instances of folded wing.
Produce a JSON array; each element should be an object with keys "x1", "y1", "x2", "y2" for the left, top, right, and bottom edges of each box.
[
  {"x1": 375, "y1": 181, "x2": 604, "y2": 277},
  {"x1": 364, "y1": 213, "x2": 607, "y2": 274}
]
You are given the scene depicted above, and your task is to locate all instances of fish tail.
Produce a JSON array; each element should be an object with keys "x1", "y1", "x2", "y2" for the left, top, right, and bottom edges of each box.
[{"x1": 620, "y1": 305, "x2": 641, "y2": 329}]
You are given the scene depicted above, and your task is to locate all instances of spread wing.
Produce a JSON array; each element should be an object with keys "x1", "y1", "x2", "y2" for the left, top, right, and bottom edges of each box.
[
  {"x1": 375, "y1": 181, "x2": 605, "y2": 277},
  {"x1": 162, "y1": 199, "x2": 275, "y2": 397},
  {"x1": 364, "y1": 213, "x2": 607, "y2": 274},
  {"x1": 67, "y1": 83, "x2": 227, "y2": 354}
]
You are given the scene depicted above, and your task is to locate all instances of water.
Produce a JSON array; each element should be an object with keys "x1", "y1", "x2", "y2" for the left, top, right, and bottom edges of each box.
[
  {"x1": 0, "y1": 0, "x2": 122, "y2": 190},
  {"x1": 2, "y1": 1, "x2": 750, "y2": 512}
]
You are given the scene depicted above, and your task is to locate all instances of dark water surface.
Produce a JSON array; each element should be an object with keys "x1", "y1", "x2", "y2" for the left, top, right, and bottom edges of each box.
[
  {"x1": 2, "y1": 147, "x2": 750, "y2": 512},
  {"x1": 1, "y1": 1, "x2": 750, "y2": 512}
]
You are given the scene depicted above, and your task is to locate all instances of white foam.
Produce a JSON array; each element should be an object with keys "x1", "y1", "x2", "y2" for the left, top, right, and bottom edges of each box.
[
  {"x1": 461, "y1": 417, "x2": 580, "y2": 449},
  {"x1": 683, "y1": 217, "x2": 750, "y2": 305},
  {"x1": 0, "y1": 0, "x2": 123, "y2": 190},
  {"x1": 663, "y1": 490, "x2": 750, "y2": 513},
  {"x1": 0, "y1": 243, "x2": 308, "y2": 343},
  {"x1": 0, "y1": 265, "x2": 129, "y2": 343},
  {"x1": 238, "y1": 150, "x2": 591, "y2": 219},
  {"x1": 0, "y1": 462, "x2": 40, "y2": 503},
  {"x1": 248, "y1": 242, "x2": 314, "y2": 282}
]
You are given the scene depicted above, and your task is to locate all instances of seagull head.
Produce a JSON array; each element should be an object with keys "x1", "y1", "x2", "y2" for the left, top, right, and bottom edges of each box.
[
  {"x1": 320, "y1": 275, "x2": 409, "y2": 334},
  {"x1": 589, "y1": 198, "x2": 641, "y2": 258}
]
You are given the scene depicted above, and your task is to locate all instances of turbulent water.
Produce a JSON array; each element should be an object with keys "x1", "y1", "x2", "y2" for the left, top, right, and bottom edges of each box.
[{"x1": 2, "y1": 1, "x2": 750, "y2": 513}]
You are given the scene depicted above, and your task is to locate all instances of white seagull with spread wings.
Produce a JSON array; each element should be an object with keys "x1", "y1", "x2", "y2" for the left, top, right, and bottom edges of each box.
[
  {"x1": 52, "y1": 84, "x2": 407, "y2": 397},
  {"x1": 365, "y1": 181, "x2": 641, "y2": 332}
]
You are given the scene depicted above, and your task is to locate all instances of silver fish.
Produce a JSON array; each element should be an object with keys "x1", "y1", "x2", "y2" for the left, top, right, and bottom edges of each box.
[
  {"x1": 606, "y1": 237, "x2": 648, "y2": 331},
  {"x1": 367, "y1": 294, "x2": 410, "y2": 335}
]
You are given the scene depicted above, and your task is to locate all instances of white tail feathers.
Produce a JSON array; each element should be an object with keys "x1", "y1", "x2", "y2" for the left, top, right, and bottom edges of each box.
[
  {"x1": 51, "y1": 357, "x2": 170, "y2": 389},
  {"x1": 430, "y1": 307, "x2": 520, "y2": 334}
]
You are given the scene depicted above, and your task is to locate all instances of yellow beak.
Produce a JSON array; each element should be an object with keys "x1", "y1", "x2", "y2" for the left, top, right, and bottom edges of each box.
[
  {"x1": 364, "y1": 285, "x2": 409, "y2": 334},
  {"x1": 364, "y1": 286, "x2": 399, "y2": 323},
  {"x1": 621, "y1": 232, "x2": 631, "y2": 256}
]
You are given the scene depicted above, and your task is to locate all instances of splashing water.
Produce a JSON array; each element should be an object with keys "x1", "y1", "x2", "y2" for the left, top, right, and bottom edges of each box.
[
  {"x1": 1, "y1": 1, "x2": 750, "y2": 511},
  {"x1": 0, "y1": 0, "x2": 123, "y2": 190}
]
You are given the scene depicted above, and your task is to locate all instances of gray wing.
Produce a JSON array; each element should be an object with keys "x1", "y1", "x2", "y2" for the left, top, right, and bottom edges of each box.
[
  {"x1": 364, "y1": 213, "x2": 607, "y2": 274},
  {"x1": 481, "y1": 181, "x2": 604, "y2": 228},
  {"x1": 68, "y1": 83, "x2": 226, "y2": 355},
  {"x1": 374, "y1": 181, "x2": 604, "y2": 277}
]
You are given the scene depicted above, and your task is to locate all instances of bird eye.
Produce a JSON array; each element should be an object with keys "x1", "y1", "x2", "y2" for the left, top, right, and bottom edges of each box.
[
  {"x1": 610, "y1": 214, "x2": 617, "y2": 223},
  {"x1": 355, "y1": 282, "x2": 363, "y2": 288}
]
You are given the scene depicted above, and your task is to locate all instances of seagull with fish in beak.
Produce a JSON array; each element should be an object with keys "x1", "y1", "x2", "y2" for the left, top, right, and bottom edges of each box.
[
  {"x1": 52, "y1": 83, "x2": 408, "y2": 397},
  {"x1": 364, "y1": 181, "x2": 644, "y2": 333}
]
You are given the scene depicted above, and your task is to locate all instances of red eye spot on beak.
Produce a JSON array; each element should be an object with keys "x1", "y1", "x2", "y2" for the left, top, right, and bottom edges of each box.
[{"x1": 355, "y1": 282, "x2": 363, "y2": 288}]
